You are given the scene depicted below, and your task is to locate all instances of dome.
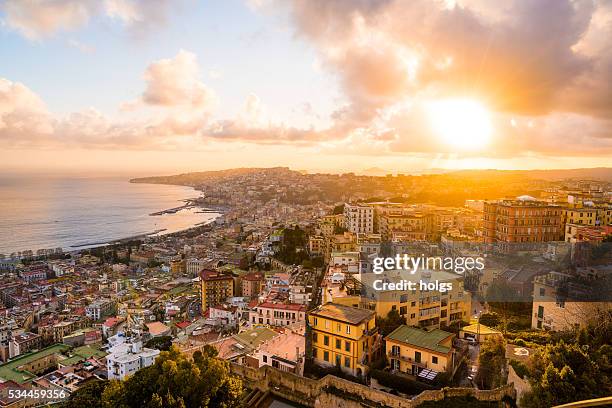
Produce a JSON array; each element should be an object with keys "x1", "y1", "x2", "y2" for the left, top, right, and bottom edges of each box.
[{"x1": 517, "y1": 195, "x2": 537, "y2": 201}]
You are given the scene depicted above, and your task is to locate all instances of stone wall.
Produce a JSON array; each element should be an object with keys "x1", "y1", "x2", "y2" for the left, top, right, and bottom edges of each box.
[{"x1": 229, "y1": 362, "x2": 516, "y2": 408}]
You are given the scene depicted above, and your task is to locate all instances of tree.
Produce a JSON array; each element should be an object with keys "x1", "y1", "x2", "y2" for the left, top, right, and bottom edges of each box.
[
  {"x1": 475, "y1": 336, "x2": 506, "y2": 389},
  {"x1": 478, "y1": 312, "x2": 500, "y2": 328},
  {"x1": 96, "y1": 346, "x2": 243, "y2": 408},
  {"x1": 145, "y1": 335, "x2": 173, "y2": 351},
  {"x1": 376, "y1": 309, "x2": 405, "y2": 337},
  {"x1": 63, "y1": 379, "x2": 107, "y2": 408}
]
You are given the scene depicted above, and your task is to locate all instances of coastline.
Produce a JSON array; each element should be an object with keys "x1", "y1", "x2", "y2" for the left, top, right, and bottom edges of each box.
[{"x1": 0, "y1": 181, "x2": 225, "y2": 260}]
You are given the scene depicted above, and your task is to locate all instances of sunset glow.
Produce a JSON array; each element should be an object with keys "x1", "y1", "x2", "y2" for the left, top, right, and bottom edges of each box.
[{"x1": 426, "y1": 99, "x2": 492, "y2": 150}]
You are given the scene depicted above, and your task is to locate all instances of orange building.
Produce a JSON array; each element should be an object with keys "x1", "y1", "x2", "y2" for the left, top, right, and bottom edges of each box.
[{"x1": 483, "y1": 197, "x2": 563, "y2": 249}]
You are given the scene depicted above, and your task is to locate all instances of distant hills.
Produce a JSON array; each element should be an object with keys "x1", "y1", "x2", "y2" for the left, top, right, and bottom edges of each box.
[{"x1": 131, "y1": 166, "x2": 612, "y2": 185}]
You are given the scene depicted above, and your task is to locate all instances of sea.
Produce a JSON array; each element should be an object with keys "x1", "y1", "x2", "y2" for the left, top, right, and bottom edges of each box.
[{"x1": 0, "y1": 176, "x2": 219, "y2": 256}]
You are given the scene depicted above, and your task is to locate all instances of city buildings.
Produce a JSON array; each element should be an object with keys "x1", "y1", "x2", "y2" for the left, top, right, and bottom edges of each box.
[
  {"x1": 308, "y1": 303, "x2": 379, "y2": 377},
  {"x1": 483, "y1": 197, "x2": 564, "y2": 248},
  {"x1": 200, "y1": 269, "x2": 234, "y2": 311},
  {"x1": 250, "y1": 302, "x2": 306, "y2": 327},
  {"x1": 106, "y1": 339, "x2": 160, "y2": 380},
  {"x1": 344, "y1": 204, "x2": 374, "y2": 234},
  {"x1": 386, "y1": 326, "x2": 457, "y2": 376}
]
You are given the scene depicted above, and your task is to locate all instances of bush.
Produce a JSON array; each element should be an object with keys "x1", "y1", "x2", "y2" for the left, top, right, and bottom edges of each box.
[
  {"x1": 509, "y1": 360, "x2": 529, "y2": 380},
  {"x1": 479, "y1": 312, "x2": 500, "y2": 328},
  {"x1": 370, "y1": 369, "x2": 433, "y2": 395}
]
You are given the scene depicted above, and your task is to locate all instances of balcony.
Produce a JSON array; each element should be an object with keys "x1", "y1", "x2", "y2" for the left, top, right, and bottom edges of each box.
[{"x1": 387, "y1": 351, "x2": 428, "y2": 367}]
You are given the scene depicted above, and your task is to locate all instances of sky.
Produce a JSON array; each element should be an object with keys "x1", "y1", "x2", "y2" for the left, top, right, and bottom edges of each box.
[{"x1": 0, "y1": 0, "x2": 611, "y2": 176}]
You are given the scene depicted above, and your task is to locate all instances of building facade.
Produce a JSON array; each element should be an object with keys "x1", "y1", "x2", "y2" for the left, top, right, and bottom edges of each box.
[{"x1": 308, "y1": 303, "x2": 379, "y2": 377}]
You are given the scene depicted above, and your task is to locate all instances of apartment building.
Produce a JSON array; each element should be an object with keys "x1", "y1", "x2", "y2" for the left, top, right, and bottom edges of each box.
[
  {"x1": 186, "y1": 258, "x2": 209, "y2": 276},
  {"x1": 200, "y1": 269, "x2": 234, "y2": 311},
  {"x1": 565, "y1": 223, "x2": 612, "y2": 243},
  {"x1": 251, "y1": 302, "x2": 306, "y2": 327},
  {"x1": 9, "y1": 332, "x2": 42, "y2": 358},
  {"x1": 106, "y1": 340, "x2": 160, "y2": 380},
  {"x1": 308, "y1": 235, "x2": 325, "y2": 256},
  {"x1": 85, "y1": 299, "x2": 114, "y2": 321},
  {"x1": 334, "y1": 269, "x2": 471, "y2": 330},
  {"x1": 386, "y1": 326, "x2": 456, "y2": 376},
  {"x1": 308, "y1": 303, "x2": 379, "y2": 377},
  {"x1": 531, "y1": 271, "x2": 588, "y2": 331},
  {"x1": 241, "y1": 272, "x2": 264, "y2": 298},
  {"x1": 344, "y1": 204, "x2": 374, "y2": 234},
  {"x1": 483, "y1": 197, "x2": 563, "y2": 248},
  {"x1": 564, "y1": 205, "x2": 612, "y2": 227}
]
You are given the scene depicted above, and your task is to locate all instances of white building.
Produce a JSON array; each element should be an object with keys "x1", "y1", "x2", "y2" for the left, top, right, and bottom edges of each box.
[
  {"x1": 106, "y1": 339, "x2": 160, "y2": 380},
  {"x1": 85, "y1": 299, "x2": 114, "y2": 321},
  {"x1": 186, "y1": 258, "x2": 209, "y2": 276},
  {"x1": 344, "y1": 203, "x2": 374, "y2": 234}
]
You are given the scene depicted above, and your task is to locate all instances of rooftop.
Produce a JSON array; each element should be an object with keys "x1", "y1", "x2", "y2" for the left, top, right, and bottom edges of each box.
[
  {"x1": 0, "y1": 344, "x2": 70, "y2": 384},
  {"x1": 386, "y1": 326, "x2": 453, "y2": 354},
  {"x1": 234, "y1": 327, "x2": 278, "y2": 348},
  {"x1": 309, "y1": 303, "x2": 375, "y2": 325}
]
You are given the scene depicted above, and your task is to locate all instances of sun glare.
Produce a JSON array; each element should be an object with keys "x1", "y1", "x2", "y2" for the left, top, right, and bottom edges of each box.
[{"x1": 426, "y1": 98, "x2": 492, "y2": 149}]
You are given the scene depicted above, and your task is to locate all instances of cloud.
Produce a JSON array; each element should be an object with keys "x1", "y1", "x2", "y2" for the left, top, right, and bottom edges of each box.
[
  {"x1": 1, "y1": 0, "x2": 175, "y2": 40},
  {"x1": 0, "y1": 78, "x2": 54, "y2": 145},
  {"x1": 1, "y1": 0, "x2": 99, "y2": 40},
  {"x1": 141, "y1": 50, "x2": 216, "y2": 110},
  {"x1": 104, "y1": 0, "x2": 173, "y2": 37},
  {"x1": 284, "y1": 0, "x2": 611, "y2": 119}
]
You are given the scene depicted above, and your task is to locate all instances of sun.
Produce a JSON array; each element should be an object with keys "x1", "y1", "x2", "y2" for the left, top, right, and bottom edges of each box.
[{"x1": 426, "y1": 98, "x2": 492, "y2": 149}]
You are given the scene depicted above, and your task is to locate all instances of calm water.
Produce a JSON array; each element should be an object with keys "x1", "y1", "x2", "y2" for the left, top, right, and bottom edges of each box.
[{"x1": 0, "y1": 177, "x2": 218, "y2": 255}]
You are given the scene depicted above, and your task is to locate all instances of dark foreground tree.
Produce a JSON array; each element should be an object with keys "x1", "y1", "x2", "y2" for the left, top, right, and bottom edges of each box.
[
  {"x1": 63, "y1": 379, "x2": 107, "y2": 408},
  {"x1": 475, "y1": 336, "x2": 506, "y2": 389},
  {"x1": 64, "y1": 345, "x2": 243, "y2": 408}
]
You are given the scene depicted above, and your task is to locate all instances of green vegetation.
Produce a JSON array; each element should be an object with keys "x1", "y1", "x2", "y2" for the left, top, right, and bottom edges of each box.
[
  {"x1": 375, "y1": 309, "x2": 405, "y2": 337},
  {"x1": 63, "y1": 345, "x2": 243, "y2": 408},
  {"x1": 144, "y1": 336, "x2": 173, "y2": 351},
  {"x1": 519, "y1": 312, "x2": 612, "y2": 408},
  {"x1": 63, "y1": 379, "x2": 107, "y2": 408},
  {"x1": 475, "y1": 336, "x2": 506, "y2": 389},
  {"x1": 509, "y1": 360, "x2": 529, "y2": 380},
  {"x1": 275, "y1": 226, "x2": 309, "y2": 265}
]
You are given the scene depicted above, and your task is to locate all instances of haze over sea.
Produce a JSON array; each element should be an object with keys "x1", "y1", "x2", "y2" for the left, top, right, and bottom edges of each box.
[{"x1": 0, "y1": 176, "x2": 218, "y2": 255}]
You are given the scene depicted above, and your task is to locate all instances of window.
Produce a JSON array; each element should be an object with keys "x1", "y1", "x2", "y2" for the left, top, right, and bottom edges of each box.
[
  {"x1": 336, "y1": 339, "x2": 341, "y2": 349},
  {"x1": 313, "y1": 317, "x2": 318, "y2": 326},
  {"x1": 313, "y1": 332, "x2": 318, "y2": 343},
  {"x1": 346, "y1": 326, "x2": 351, "y2": 335},
  {"x1": 324, "y1": 351, "x2": 329, "y2": 361},
  {"x1": 410, "y1": 313, "x2": 416, "y2": 319},
  {"x1": 415, "y1": 351, "x2": 421, "y2": 363},
  {"x1": 337, "y1": 323, "x2": 341, "y2": 331},
  {"x1": 411, "y1": 301, "x2": 416, "y2": 307},
  {"x1": 325, "y1": 320, "x2": 330, "y2": 329},
  {"x1": 263, "y1": 355, "x2": 267, "y2": 363},
  {"x1": 313, "y1": 347, "x2": 317, "y2": 358},
  {"x1": 345, "y1": 341, "x2": 350, "y2": 352},
  {"x1": 400, "y1": 306, "x2": 407, "y2": 315},
  {"x1": 336, "y1": 355, "x2": 341, "y2": 366},
  {"x1": 432, "y1": 356, "x2": 438, "y2": 364},
  {"x1": 324, "y1": 336, "x2": 329, "y2": 346},
  {"x1": 539, "y1": 288, "x2": 545, "y2": 296},
  {"x1": 344, "y1": 356, "x2": 350, "y2": 367},
  {"x1": 537, "y1": 305, "x2": 544, "y2": 319}
]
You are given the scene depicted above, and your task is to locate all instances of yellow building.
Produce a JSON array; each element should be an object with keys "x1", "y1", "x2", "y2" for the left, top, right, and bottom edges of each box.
[
  {"x1": 385, "y1": 325, "x2": 456, "y2": 376},
  {"x1": 333, "y1": 270, "x2": 471, "y2": 330},
  {"x1": 200, "y1": 269, "x2": 234, "y2": 312},
  {"x1": 308, "y1": 235, "x2": 325, "y2": 256},
  {"x1": 308, "y1": 303, "x2": 379, "y2": 377}
]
